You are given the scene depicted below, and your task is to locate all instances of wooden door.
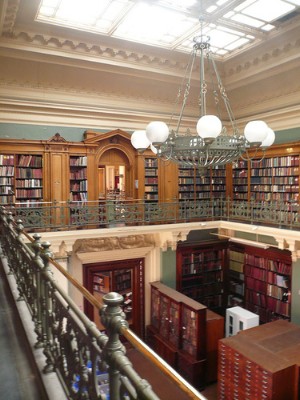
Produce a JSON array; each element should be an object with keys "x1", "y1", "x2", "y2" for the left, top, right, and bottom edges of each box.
[{"x1": 83, "y1": 258, "x2": 145, "y2": 338}]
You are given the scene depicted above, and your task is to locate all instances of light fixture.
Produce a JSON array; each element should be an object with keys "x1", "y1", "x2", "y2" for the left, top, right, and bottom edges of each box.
[{"x1": 131, "y1": 19, "x2": 275, "y2": 168}]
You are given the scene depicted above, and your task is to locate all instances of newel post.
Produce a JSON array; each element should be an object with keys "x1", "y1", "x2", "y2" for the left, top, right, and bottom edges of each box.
[{"x1": 101, "y1": 292, "x2": 128, "y2": 400}]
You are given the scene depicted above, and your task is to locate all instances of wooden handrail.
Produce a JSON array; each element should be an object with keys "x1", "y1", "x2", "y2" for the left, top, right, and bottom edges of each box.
[{"x1": 19, "y1": 228, "x2": 206, "y2": 400}]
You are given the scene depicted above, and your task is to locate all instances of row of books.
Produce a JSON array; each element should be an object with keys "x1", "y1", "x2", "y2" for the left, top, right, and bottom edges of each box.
[
  {"x1": 182, "y1": 269, "x2": 223, "y2": 284},
  {"x1": 145, "y1": 159, "x2": 158, "y2": 167},
  {"x1": 272, "y1": 155, "x2": 299, "y2": 167},
  {"x1": 70, "y1": 181, "x2": 87, "y2": 192},
  {"x1": 251, "y1": 169, "x2": 272, "y2": 177},
  {"x1": 0, "y1": 166, "x2": 14, "y2": 176},
  {"x1": 144, "y1": 177, "x2": 158, "y2": 184},
  {"x1": 178, "y1": 169, "x2": 195, "y2": 177},
  {"x1": 0, "y1": 187, "x2": 14, "y2": 194},
  {"x1": 272, "y1": 167, "x2": 299, "y2": 176},
  {"x1": 16, "y1": 168, "x2": 42, "y2": 178},
  {"x1": 0, "y1": 177, "x2": 14, "y2": 185},
  {"x1": 0, "y1": 155, "x2": 14, "y2": 165},
  {"x1": 15, "y1": 189, "x2": 42, "y2": 198},
  {"x1": 70, "y1": 170, "x2": 87, "y2": 179},
  {"x1": 144, "y1": 186, "x2": 158, "y2": 193},
  {"x1": 267, "y1": 271, "x2": 289, "y2": 287},
  {"x1": 179, "y1": 178, "x2": 195, "y2": 184},
  {"x1": 70, "y1": 156, "x2": 87, "y2": 166},
  {"x1": 18, "y1": 155, "x2": 42, "y2": 167},
  {"x1": 145, "y1": 168, "x2": 158, "y2": 176},
  {"x1": 16, "y1": 179, "x2": 42, "y2": 188},
  {"x1": 69, "y1": 192, "x2": 87, "y2": 201},
  {"x1": 245, "y1": 276, "x2": 266, "y2": 293},
  {"x1": 267, "y1": 284, "x2": 290, "y2": 301},
  {"x1": 244, "y1": 264, "x2": 266, "y2": 281}
]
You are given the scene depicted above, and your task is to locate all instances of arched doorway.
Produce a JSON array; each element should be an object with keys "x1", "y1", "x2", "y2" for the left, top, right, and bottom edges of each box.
[{"x1": 98, "y1": 148, "x2": 131, "y2": 199}]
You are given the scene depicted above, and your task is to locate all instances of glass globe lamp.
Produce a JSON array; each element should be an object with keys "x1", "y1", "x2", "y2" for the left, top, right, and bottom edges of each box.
[
  {"x1": 244, "y1": 121, "x2": 269, "y2": 145},
  {"x1": 146, "y1": 121, "x2": 169, "y2": 146},
  {"x1": 130, "y1": 130, "x2": 151, "y2": 151}
]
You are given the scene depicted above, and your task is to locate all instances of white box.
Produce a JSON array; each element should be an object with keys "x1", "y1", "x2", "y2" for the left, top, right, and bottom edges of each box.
[{"x1": 226, "y1": 306, "x2": 259, "y2": 337}]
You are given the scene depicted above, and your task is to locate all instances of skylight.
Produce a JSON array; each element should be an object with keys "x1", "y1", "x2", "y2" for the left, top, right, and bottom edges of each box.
[{"x1": 36, "y1": 0, "x2": 300, "y2": 58}]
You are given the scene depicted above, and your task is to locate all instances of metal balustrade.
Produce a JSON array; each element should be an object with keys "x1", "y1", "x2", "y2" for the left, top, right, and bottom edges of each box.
[
  {"x1": 0, "y1": 208, "x2": 205, "y2": 400},
  {"x1": 3, "y1": 198, "x2": 300, "y2": 231}
]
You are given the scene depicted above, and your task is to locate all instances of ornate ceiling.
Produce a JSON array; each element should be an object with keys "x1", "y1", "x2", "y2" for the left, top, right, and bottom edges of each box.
[{"x1": 1, "y1": 0, "x2": 300, "y2": 133}]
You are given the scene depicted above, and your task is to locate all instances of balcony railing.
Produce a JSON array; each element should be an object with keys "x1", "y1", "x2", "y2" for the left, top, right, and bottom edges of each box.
[
  {"x1": 3, "y1": 198, "x2": 300, "y2": 231},
  {"x1": 0, "y1": 207, "x2": 206, "y2": 400}
]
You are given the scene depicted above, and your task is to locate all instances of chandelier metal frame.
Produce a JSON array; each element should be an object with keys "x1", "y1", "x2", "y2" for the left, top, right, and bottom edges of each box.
[{"x1": 131, "y1": 23, "x2": 275, "y2": 168}]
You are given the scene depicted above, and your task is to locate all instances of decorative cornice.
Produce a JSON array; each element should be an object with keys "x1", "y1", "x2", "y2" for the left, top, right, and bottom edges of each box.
[
  {"x1": 1, "y1": 30, "x2": 187, "y2": 74},
  {"x1": 1, "y1": 0, "x2": 20, "y2": 34}
]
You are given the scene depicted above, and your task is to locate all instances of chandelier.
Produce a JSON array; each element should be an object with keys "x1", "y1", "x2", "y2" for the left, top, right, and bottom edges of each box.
[{"x1": 130, "y1": 26, "x2": 275, "y2": 168}]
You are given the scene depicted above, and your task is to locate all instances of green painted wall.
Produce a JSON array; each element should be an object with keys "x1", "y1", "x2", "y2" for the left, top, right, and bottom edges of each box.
[
  {"x1": 161, "y1": 248, "x2": 177, "y2": 289},
  {"x1": 0, "y1": 123, "x2": 108, "y2": 141},
  {"x1": 0, "y1": 123, "x2": 298, "y2": 143},
  {"x1": 291, "y1": 258, "x2": 300, "y2": 326}
]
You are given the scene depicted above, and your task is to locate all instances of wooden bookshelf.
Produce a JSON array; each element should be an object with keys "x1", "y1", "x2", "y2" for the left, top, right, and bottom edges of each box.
[
  {"x1": 243, "y1": 246, "x2": 292, "y2": 323},
  {"x1": 176, "y1": 241, "x2": 228, "y2": 315},
  {"x1": 69, "y1": 155, "x2": 88, "y2": 201},
  {"x1": 144, "y1": 157, "x2": 159, "y2": 202},
  {"x1": 15, "y1": 154, "x2": 43, "y2": 203},
  {"x1": 0, "y1": 154, "x2": 15, "y2": 204}
]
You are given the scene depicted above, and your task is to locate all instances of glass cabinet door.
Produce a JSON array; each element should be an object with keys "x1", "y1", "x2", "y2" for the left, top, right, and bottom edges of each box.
[
  {"x1": 168, "y1": 299, "x2": 180, "y2": 347},
  {"x1": 151, "y1": 285, "x2": 160, "y2": 330}
]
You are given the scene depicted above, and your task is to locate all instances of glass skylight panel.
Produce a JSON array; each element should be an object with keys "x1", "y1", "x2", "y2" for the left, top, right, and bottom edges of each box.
[
  {"x1": 55, "y1": 0, "x2": 107, "y2": 25},
  {"x1": 225, "y1": 37, "x2": 250, "y2": 50},
  {"x1": 261, "y1": 24, "x2": 275, "y2": 31},
  {"x1": 207, "y1": 29, "x2": 241, "y2": 49},
  {"x1": 217, "y1": 0, "x2": 230, "y2": 5},
  {"x1": 230, "y1": 13, "x2": 265, "y2": 27},
  {"x1": 287, "y1": 0, "x2": 300, "y2": 5},
  {"x1": 207, "y1": 5, "x2": 218, "y2": 13},
  {"x1": 114, "y1": 3, "x2": 197, "y2": 46},
  {"x1": 241, "y1": 0, "x2": 295, "y2": 22}
]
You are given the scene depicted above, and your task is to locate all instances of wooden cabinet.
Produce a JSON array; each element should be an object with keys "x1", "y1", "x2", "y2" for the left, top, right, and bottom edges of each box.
[
  {"x1": 218, "y1": 320, "x2": 300, "y2": 399},
  {"x1": 176, "y1": 241, "x2": 228, "y2": 314},
  {"x1": 147, "y1": 282, "x2": 208, "y2": 389}
]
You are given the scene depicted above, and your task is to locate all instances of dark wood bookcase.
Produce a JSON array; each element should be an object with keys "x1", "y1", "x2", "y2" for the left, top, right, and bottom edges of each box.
[
  {"x1": 176, "y1": 240, "x2": 228, "y2": 315},
  {"x1": 147, "y1": 281, "x2": 208, "y2": 389},
  {"x1": 244, "y1": 246, "x2": 292, "y2": 323}
]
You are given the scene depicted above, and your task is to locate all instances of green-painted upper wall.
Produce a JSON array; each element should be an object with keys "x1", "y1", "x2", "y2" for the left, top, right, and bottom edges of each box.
[
  {"x1": 0, "y1": 123, "x2": 299, "y2": 144},
  {"x1": 0, "y1": 123, "x2": 107, "y2": 142}
]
